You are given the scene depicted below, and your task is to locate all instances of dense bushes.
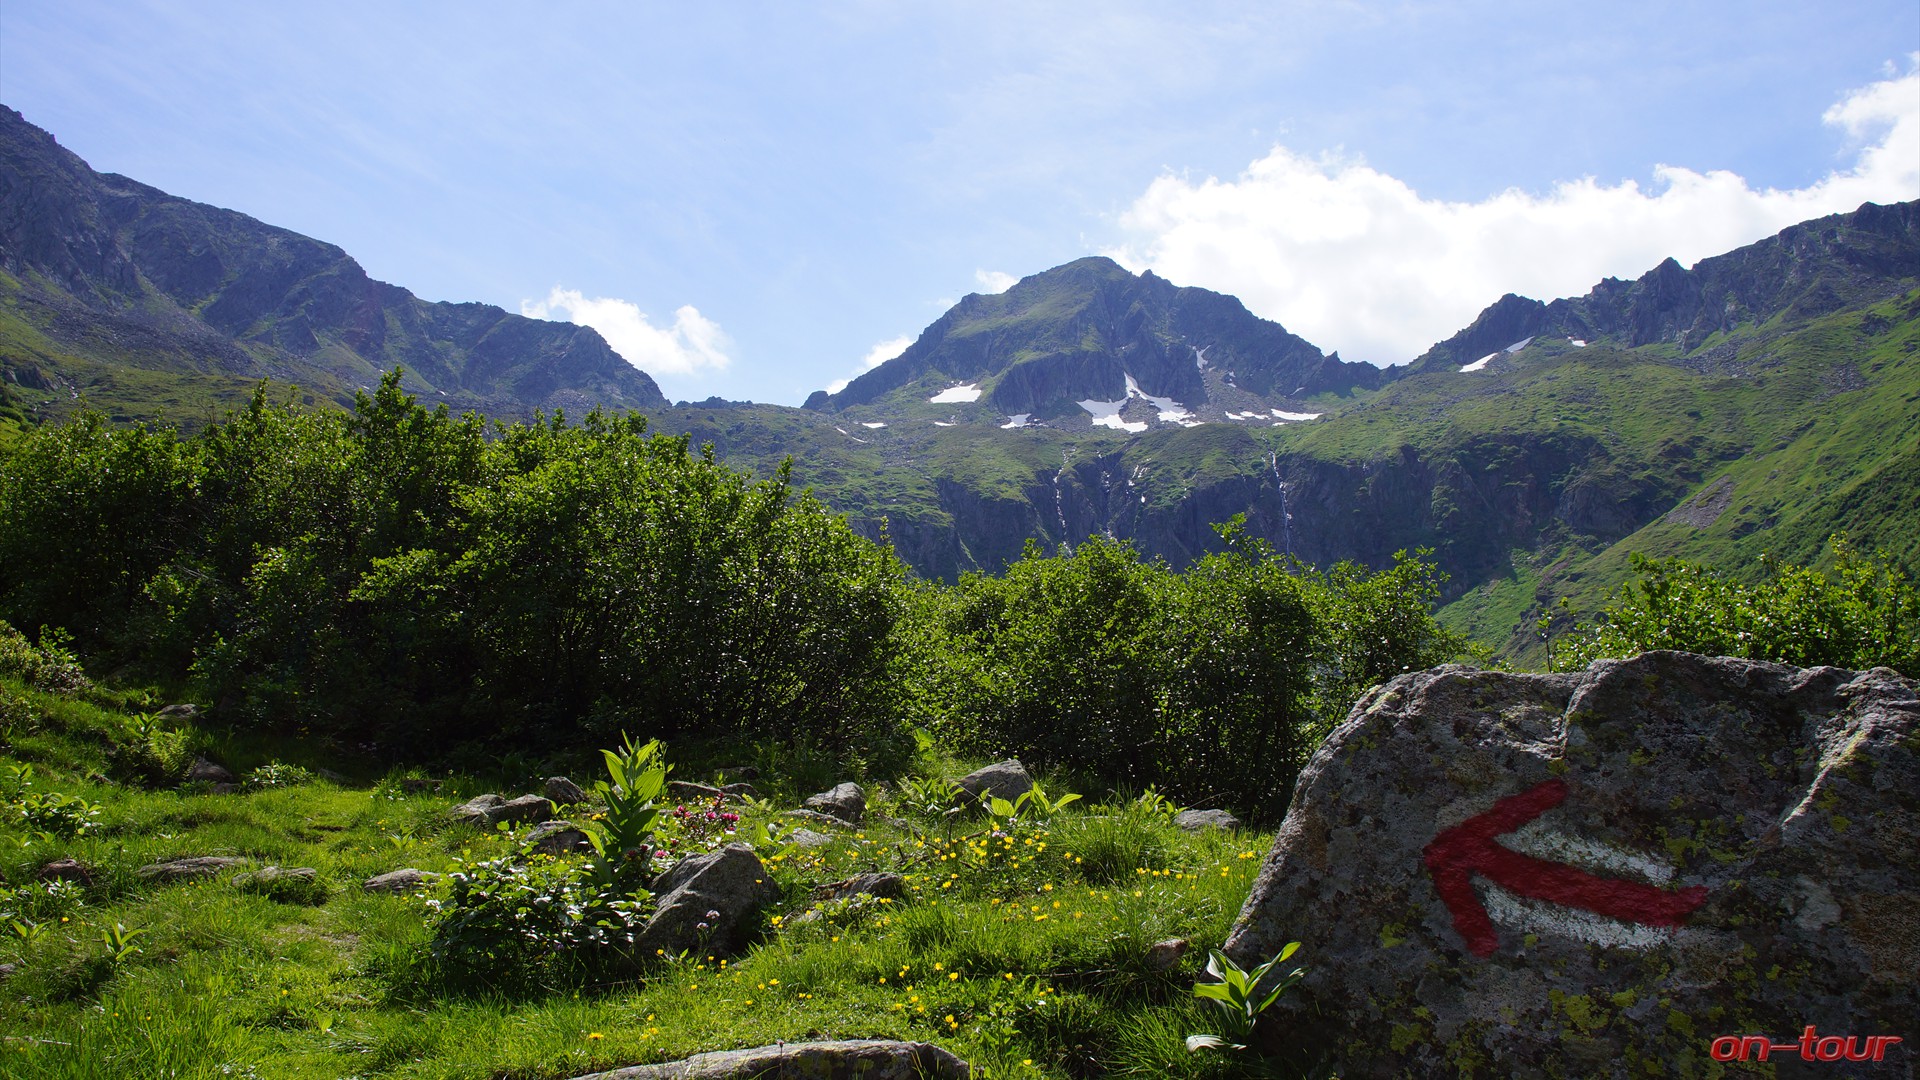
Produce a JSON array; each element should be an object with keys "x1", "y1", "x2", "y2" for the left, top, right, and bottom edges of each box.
[
  {"x1": 0, "y1": 375, "x2": 907, "y2": 757},
  {"x1": 0, "y1": 384, "x2": 1469, "y2": 819},
  {"x1": 906, "y1": 522, "x2": 1464, "y2": 820},
  {"x1": 1554, "y1": 541, "x2": 1920, "y2": 676}
]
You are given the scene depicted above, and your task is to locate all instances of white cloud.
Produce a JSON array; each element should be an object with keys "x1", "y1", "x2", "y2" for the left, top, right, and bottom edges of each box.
[
  {"x1": 974, "y1": 269, "x2": 1019, "y2": 294},
  {"x1": 1110, "y1": 62, "x2": 1920, "y2": 366},
  {"x1": 520, "y1": 287, "x2": 732, "y2": 376},
  {"x1": 824, "y1": 334, "x2": 915, "y2": 395}
]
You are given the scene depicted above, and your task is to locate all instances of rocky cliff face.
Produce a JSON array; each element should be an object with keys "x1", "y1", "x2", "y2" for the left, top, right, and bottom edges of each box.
[
  {"x1": 0, "y1": 106, "x2": 666, "y2": 416},
  {"x1": 1406, "y1": 201, "x2": 1920, "y2": 373}
]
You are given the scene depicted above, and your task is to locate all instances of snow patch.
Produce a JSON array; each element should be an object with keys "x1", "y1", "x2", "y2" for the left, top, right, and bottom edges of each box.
[
  {"x1": 1079, "y1": 397, "x2": 1148, "y2": 433},
  {"x1": 1460, "y1": 352, "x2": 1498, "y2": 373},
  {"x1": 1505, "y1": 336, "x2": 1534, "y2": 354},
  {"x1": 1568, "y1": 338, "x2": 1588, "y2": 347},
  {"x1": 928, "y1": 383, "x2": 982, "y2": 404},
  {"x1": 861, "y1": 421, "x2": 887, "y2": 429},
  {"x1": 1000, "y1": 414, "x2": 1031, "y2": 429},
  {"x1": 933, "y1": 421, "x2": 956, "y2": 427},
  {"x1": 1271, "y1": 409, "x2": 1321, "y2": 422}
]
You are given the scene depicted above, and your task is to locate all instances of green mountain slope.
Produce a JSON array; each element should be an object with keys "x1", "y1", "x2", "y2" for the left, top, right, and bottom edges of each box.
[{"x1": 0, "y1": 106, "x2": 665, "y2": 431}]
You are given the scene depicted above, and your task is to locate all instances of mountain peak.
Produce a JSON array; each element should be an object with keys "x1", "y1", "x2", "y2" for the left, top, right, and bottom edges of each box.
[{"x1": 810, "y1": 255, "x2": 1381, "y2": 427}]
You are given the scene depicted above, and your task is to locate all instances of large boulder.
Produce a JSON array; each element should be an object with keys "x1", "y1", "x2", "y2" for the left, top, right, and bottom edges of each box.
[
  {"x1": 1227, "y1": 653, "x2": 1917, "y2": 1077},
  {"x1": 564, "y1": 1039, "x2": 968, "y2": 1079},
  {"x1": 544, "y1": 776, "x2": 589, "y2": 805},
  {"x1": 954, "y1": 760, "x2": 1032, "y2": 805},
  {"x1": 450, "y1": 793, "x2": 553, "y2": 827},
  {"x1": 802, "y1": 782, "x2": 866, "y2": 824},
  {"x1": 635, "y1": 843, "x2": 779, "y2": 959}
]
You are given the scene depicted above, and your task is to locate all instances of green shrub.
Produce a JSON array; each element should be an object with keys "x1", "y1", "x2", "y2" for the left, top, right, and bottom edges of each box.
[
  {"x1": 423, "y1": 853, "x2": 649, "y2": 993},
  {"x1": 233, "y1": 867, "x2": 330, "y2": 906},
  {"x1": 243, "y1": 762, "x2": 314, "y2": 790},
  {"x1": 1554, "y1": 540, "x2": 1920, "y2": 675},
  {"x1": 0, "y1": 621, "x2": 90, "y2": 696}
]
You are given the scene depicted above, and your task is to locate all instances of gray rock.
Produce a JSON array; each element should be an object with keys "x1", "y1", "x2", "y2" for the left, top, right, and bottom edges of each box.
[
  {"x1": 450, "y1": 792, "x2": 553, "y2": 827},
  {"x1": 564, "y1": 1039, "x2": 969, "y2": 1079},
  {"x1": 802, "y1": 782, "x2": 866, "y2": 824},
  {"x1": 156, "y1": 703, "x2": 200, "y2": 722},
  {"x1": 526, "y1": 819, "x2": 593, "y2": 855},
  {"x1": 184, "y1": 757, "x2": 235, "y2": 785},
  {"x1": 786, "y1": 828, "x2": 835, "y2": 849},
  {"x1": 955, "y1": 759, "x2": 1032, "y2": 805},
  {"x1": 363, "y1": 868, "x2": 439, "y2": 894},
  {"x1": 813, "y1": 871, "x2": 906, "y2": 903},
  {"x1": 1145, "y1": 937, "x2": 1189, "y2": 972},
  {"x1": 450, "y1": 793, "x2": 506, "y2": 824},
  {"x1": 1227, "y1": 653, "x2": 1919, "y2": 1077},
  {"x1": 720, "y1": 782, "x2": 760, "y2": 797},
  {"x1": 492, "y1": 794, "x2": 556, "y2": 825},
  {"x1": 1172, "y1": 808, "x2": 1241, "y2": 832},
  {"x1": 233, "y1": 865, "x2": 317, "y2": 889},
  {"x1": 544, "y1": 776, "x2": 589, "y2": 805},
  {"x1": 783, "y1": 808, "x2": 856, "y2": 831},
  {"x1": 635, "y1": 843, "x2": 779, "y2": 960},
  {"x1": 138, "y1": 855, "x2": 245, "y2": 881},
  {"x1": 789, "y1": 872, "x2": 908, "y2": 928},
  {"x1": 668, "y1": 780, "x2": 742, "y2": 805}
]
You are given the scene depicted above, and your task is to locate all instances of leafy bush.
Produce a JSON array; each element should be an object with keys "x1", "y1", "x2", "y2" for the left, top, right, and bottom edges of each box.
[
  {"x1": 105, "y1": 713, "x2": 193, "y2": 787},
  {"x1": 423, "y1": 853, "x2": 649, "y2": 993},
  {"x1": 1554, "y1": 540, "x2": 1920, "y2": 676},
  {"x1": 243, "y1": 762, "x2": 314, "y2": 790},
  {"x1": 0, "y1": 621, "x2": 90, "y2": 696},
  {"x1": 912, "y1": 523, "x2": 1462, "y2": 821}
]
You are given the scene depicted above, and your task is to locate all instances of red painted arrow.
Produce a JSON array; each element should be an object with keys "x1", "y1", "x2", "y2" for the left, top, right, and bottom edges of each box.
[{"x1": 1423, "y1": 779, "x2": 1708, "y2": 957}]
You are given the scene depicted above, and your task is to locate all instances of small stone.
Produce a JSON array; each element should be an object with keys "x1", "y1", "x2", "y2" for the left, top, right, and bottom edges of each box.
[
  {"x1": 1173, "y1": 808, "x2": 1241, "y2": 832},
  {"x1": 155, "y1": 703, "x2": 200, "y2": 722},
  {"x1": 668, "y1": 780, "x2": 742, "y2": 804},
  {"x1": 812, "y1": 872, "x2": 906, "y2": 903},
  {"x1": 138, "y1": 856, "x2": 245, "y2": 881},
  {"x1": 450, "y1": 793, "x2": 505, "y2": 824},
  {"x1": 525, "y1": 820, "x2": 593, "y2": 855},
  {"x1": 543, "y1": 776, "x2": 589, "y2": 805},
  {"x1": 185, "y1": 757, "x2": 235, "y2": 785},
  {"x1": 788, "y1": 828, "x2": 835, "y2": 849},
  {"x1": 803, "y1": 782, "x2": 866, "y2": 824},
  {"x1": 1145, "y1": 937, "x2": 1190, "y2": 972},
  {"x1": 364, "y1": 868, "x2": 439, "y2": 894},
  {"x1": 784, "y1": 808, "x2": 856, "y2": 831},
  {"x1": 39, "y1": 857, "x2": 93, "y2": 884},
  {"x1": 233, "y1": 865, "x2": 317, "y2": 887},
  {"x1": 491, "y1": 794, "x2": 555, "y2": 825}
]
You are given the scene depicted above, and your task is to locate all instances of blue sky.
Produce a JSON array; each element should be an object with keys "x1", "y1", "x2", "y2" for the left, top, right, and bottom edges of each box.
[{"x1": 3, "y1": 2, "x2": 1916, "y2": 404}]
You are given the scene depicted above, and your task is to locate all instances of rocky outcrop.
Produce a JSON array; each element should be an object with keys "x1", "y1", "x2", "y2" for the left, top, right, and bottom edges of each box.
[
  {"x1": 450, "y1": 793, "x2": 555, "y2": 827},
  {"x1": 564, "y1": 1039, "x2": 969, "y2": 1079},
  {"x1": 1227, "y1": 652, "x2": 1917, "y2": 1077}
]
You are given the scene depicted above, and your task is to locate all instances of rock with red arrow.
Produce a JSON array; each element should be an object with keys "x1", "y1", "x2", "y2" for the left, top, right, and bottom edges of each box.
[{"x1": 1222, "y1": 652, "x2": 1917, "y2": 1079}]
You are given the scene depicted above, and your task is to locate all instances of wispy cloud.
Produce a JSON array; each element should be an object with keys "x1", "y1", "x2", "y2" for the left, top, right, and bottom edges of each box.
[
  {"x1": 520, "y1": 287, "x2": 732, "y2": 376},
  {"x1": 1110, "y1": 61, "x2": 1920, "y2": 366},
  {"x1": 825, "y1": 334, "x2": 915, "y2": 395},
  {"x1": 974, "y1": 269, "x2": 1019, "y2": 293}
]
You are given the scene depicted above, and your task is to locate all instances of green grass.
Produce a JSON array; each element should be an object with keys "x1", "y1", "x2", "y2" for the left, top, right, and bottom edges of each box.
[{"x1": 1, "y1": 675, "x2": 1291, "y2": 1079}]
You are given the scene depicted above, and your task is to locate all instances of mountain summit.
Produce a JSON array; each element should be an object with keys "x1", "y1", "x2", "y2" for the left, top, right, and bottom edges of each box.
[
  {"x1": 805, "y1": 256, "x2": 1382, "y2": 429},
  {"x1": 0, "y1": 106, "x2": 666, "y2": 420}
]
